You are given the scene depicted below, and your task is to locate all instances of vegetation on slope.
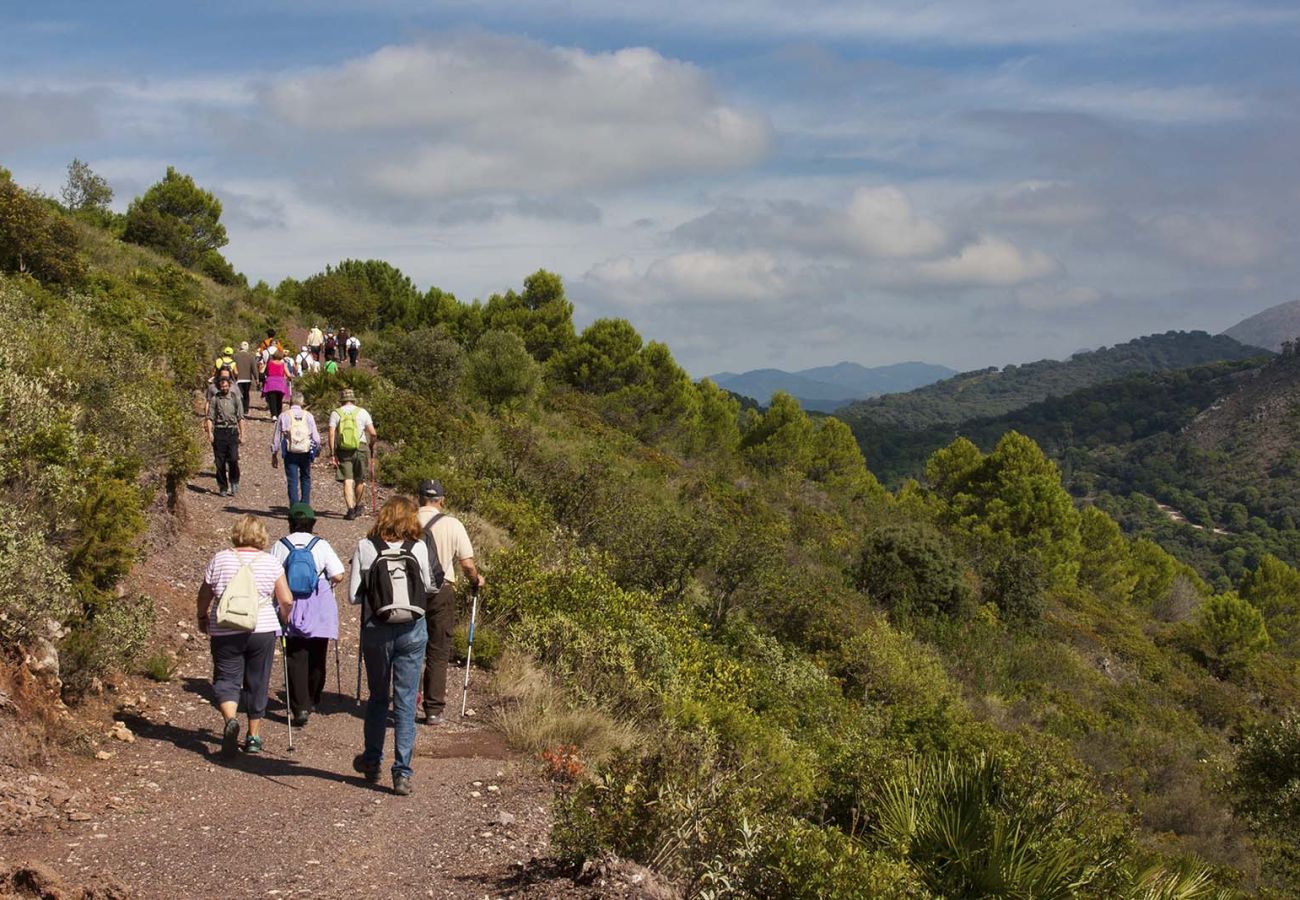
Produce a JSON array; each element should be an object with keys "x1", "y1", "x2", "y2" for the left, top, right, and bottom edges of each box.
[
  {"x1": 840, "y1": 331, "x2": 1265, "y2": 431},
  {"x1": 3, "y1": 163, "x2": 1299, "y2": 896}
]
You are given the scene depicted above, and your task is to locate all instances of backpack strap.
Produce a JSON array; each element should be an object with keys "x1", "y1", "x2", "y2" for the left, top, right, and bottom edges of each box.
[
  {"x1": 306, "y1": 536, "x2": 320, "y2": 552},
  {"x1": 279, "y1": 537, "x2": 295, "y2": 553}
]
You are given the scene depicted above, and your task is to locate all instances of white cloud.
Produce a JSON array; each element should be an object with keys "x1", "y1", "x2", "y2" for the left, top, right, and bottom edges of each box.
[
  {"x1": 264, "y1": 34, "x2": 771, "y2": 198},
  {"x1": 587, "y1": 251, "x2": 787, "y2": 308},
  {"x1": 972, "y1": 181, "x2": 1105, "y2": 227},
  {"x1": 911, "y1": 236, "x2": 1061, "y2": 286}
]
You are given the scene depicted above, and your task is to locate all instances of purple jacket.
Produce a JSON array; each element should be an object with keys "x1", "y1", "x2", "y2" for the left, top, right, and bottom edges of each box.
[
  {"x1": 287, "y1": 577, "x2": 339, "y2": 640},
  {"x1": 263, "y1": 359, "x2": 289, "y2": 396}
]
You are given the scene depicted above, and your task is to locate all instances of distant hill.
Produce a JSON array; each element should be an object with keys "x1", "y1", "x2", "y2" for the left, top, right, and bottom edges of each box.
[
  {"x1": 840, "y1": 330, "x2": 1264, "y2": 431},
  {"x1": 1222, "y1": 299, "x2": 1300, "y2": 352},
  {"x1": 709, "y1": 361, "x2": 955, "y2": 412}
]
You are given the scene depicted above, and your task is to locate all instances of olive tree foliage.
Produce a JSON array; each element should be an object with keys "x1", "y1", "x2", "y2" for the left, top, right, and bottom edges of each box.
[
  {"x1": 466, "y1": 330, "x2": 540, "y2": 409},
  {"x1": 122, "y1": 167, "x2": 229, "y2": 268},
  {"x1": 60, "y1": 158, "x2": 113, "y2": 212},
  {"x1": 370, "y1": 326, "x2": 465, "y2": 400},
  {"x1": 0, "y1": 172, "x2": 85, "y2": 285}
]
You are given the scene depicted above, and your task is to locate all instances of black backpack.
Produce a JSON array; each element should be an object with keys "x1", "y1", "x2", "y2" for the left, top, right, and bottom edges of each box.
[
  {"x1": 362, "y1": 539, "x2": 427, "y2": 624},
  {"x1": 421, "y1": 513, "x2": 448, "y2": 592}
]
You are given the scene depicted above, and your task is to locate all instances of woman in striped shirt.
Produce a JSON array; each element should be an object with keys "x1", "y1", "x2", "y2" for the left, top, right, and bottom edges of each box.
[{"x1": 196, "y1": 515, "x2": 294, "y2": 757}]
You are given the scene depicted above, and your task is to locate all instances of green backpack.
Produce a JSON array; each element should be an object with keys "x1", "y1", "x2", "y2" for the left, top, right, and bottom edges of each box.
[
  {"x1": 337, "y1": 407, "x2": 361, "y2": 451},
  {"x1": 324, "y1": 360, "x2": 339, "y2": 374}
]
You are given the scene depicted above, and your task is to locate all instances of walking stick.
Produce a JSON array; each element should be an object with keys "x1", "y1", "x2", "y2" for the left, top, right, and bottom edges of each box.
[
  {"x1": 279, "y1": 628, "x2": 295, "y2": 752},
  {"x1": 460, "y1": 584, "x2": 481, "y2": 718},
  {"x1": 334, "y1": 637, "x2": 342, "y2": 695},
  {"x1": 369, "y1": 454, "x2": 378, "y2": 516}
]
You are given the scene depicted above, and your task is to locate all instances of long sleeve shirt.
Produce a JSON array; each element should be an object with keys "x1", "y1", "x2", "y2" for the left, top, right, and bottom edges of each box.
[{"x1": 271, "y1": 406, "x2": 321, "y2": 454}]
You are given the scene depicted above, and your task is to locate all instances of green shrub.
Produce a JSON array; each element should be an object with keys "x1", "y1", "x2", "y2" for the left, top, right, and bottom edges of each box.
[
  {"x1": 370, "y1": 326, "x2": 465, "y2": 399},
  {"x1": 854, "y1": 522, "x2": 972, "y2": 621},
  {"x1": 466, "y1": 330, "x2": 539, "y2": 409},
  {"x1": 1196, "y1": 592, "x2": 1270, "y2": 675}
]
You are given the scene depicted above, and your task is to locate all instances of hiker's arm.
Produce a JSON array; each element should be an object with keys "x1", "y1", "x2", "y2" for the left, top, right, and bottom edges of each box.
[
  {"x1": 273, "y1": 575, "x2": 294, "y2": 622},
  {"x1": 328, "y1": 572, "x2": 346, "y2": 587},
  {"x1": 328, "y1": 426, "x2": 338, "y2": 463},
  {"x1": 460, "y1": 556, "x2": 485, "y2": 588},
  {"x1": 195, "y1": 581, "x2": 213, "y2": 634},
  {"x1": 204, "y1": 401, "x2": 214, "y2": 441}
]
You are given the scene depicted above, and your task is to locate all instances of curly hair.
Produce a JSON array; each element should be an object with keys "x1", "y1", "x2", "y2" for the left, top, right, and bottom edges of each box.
[{"x1": 368, "y1": 495, "x2": 421, "y2": 543}]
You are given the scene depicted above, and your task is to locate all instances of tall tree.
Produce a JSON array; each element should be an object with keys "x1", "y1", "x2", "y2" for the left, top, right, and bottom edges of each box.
[
  {"x1": 122, "y1": 166, "x2": 228, "y2": 267},
  {"x1": 60, "y1": 158, "x2": 113, "y2": 212}
]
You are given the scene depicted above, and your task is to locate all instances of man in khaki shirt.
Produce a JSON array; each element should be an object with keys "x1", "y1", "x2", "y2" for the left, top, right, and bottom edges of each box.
[{"x1": 417, "y1": 479, "x2": 484, "y2": 724}]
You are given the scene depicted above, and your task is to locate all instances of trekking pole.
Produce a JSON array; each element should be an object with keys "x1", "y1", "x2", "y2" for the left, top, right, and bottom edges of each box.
[
  {"x1": 369, "y1": 454, "x2": 379, "y2": 516},
  {"x1": 279, "y1": 625, "x2": 295, "y2": 752},
  {"x1": 460, "y1": 584, "x2": 481, "y2": 718},
  {"x1": 333, "y1": 637, "x2": 342, "y2": 695}
]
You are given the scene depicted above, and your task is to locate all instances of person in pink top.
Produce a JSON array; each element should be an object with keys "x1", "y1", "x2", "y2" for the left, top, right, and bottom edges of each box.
[
  {"x1": 262, "y1": 348, "x2": 290, "y2": 419},
  {"x1": 195, "y1": 515, "x2": 294, "y2": 757}
]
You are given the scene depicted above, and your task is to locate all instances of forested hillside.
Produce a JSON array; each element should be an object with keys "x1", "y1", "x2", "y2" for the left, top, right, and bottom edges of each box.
[
  {"x1": 839, "y1": 331, "x2": 1266, "y2": 430},
  {"x1": 1224, "y1": 299, "x2": 1300, "y2": 353},
  {"x1": 3, "y1": 165, "x2": 1300, "y2": 897},
  {"x1": 710, "y1": 361, "x2": 955, "y2": 412}
]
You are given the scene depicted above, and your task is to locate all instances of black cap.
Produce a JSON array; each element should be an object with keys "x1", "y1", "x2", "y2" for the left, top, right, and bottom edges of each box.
[{"x1": 418, "y1": 479, "x2": 444, "y2": 499}]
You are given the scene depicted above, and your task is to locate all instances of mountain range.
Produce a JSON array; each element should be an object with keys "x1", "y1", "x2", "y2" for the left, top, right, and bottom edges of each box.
[
  {"x1": 708, "y1": 361, "x2": 956, "y2": 412},
  {"x1": 1222, "y1": 297, "x2": 1300, "y2": 352}
]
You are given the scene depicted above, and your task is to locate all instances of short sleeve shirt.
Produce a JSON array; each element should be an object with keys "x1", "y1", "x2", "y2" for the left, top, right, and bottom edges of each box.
[
  {"x1": 204, "y1": 548, "x2": 284, "y2": 635},
  {"x1": 417, "y1": 509, "x2": 474, "y2": 583},
  {"x1": 329, "y1": 405, "x2": 374, "y2": 444},
  {"x1": 270, "y1": 532, "x2": 344, "y2": 581}
]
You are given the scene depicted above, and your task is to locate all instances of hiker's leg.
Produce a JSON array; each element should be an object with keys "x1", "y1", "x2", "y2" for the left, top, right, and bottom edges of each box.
[
  {"x1": 243, "y1": 632, "x2": 277, "y2": 736},
  {"x1": 284, "y1": 636, "x2": 311, "y2": 715},
  {"x1": 307, "y1": 637, "x2": 329, "y2": 708},
  {"x1": 422, "y1": 582, "x2": 456, "y2": 716},
  {"x1": 360, "y1": 625, "x2": 392, "y2": 768},
  {"x1": 390, "y1": 621, "x2": 427, "y2": 778},
  {"x1": 227, "y1": 435, "x2": 241, "y2": 489},
  {"x1": 284, "y1": 454, "x2": 301, "y2": 505},
  {"x1": 343, "y1": 479, "x2": 356, "y2": 511},
  {"x1": 212, "y1": 434, "x2": 230, "y2": 492},
  {"x1": 211, "y1": 634, "x2": 245, "y2": 714},
  {"x1": 239, "y1": 381, "x2": 251, "y2": 411},
  {"x1": 299, "y1": 453, "x2": 312, "y2": 506}
]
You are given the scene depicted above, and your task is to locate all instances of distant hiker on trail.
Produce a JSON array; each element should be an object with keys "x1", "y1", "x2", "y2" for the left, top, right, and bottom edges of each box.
[
  {"x1": 349, "y1": 495, "x2": 433, "y2": 796},
  {"x1": 323, "y1": 351, "x2": 339, "y2": 375},
  {"x1": 307, "y1": 324, "x2": 324, "y2": 361},
  {"x1": 416, "y1": 480, "x2": 484, "y2": 725},
  {"x1": 296, "y1": 344, "x2": 319, "y2": 376},
  {"x1": 213, "y1": 346, "x2": 237, "y2": 379},
  {"x1": 272, "y1": 503, "x2": 345, "y2": 728},
  {"x1": 323, "y1": 329, "x2": 337, "y2": 363},
  {"x1": 234, "y1": 340, "x2": 258, "y2": 412},
  {"x1": 263, "y1": 348, "x2": 289, "y2": 419},
  {"x1": 205, "y1": 364, "x2": 237, "y2": 404},
  {"x1": 258, "y1": 328, "x2": 278, "y2": 357},
  {"x1": 196, "y1": 515, "x2": 294, "y2": 757},
  {"x1": 329, "y1": 389, "x2": 376, "y2": 520},
  {"x1": 346, "y1": 333, "x2": 360, "y2": 368},
  {"x1": 271, "y1": 391, "x2": 320, "y2": 506},
  {"x1": 205, "y1": 373, "x2": 244, "y2": 497}
]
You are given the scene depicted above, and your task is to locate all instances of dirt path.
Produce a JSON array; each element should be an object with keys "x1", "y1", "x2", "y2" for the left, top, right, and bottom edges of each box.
[{"x1": 0, "y1": 383, "x2": 605, "y2": 899}]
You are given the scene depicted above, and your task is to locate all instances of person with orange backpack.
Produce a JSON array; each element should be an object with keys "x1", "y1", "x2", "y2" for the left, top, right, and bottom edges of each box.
[
  {"x1": 271, "y1": 390, "x2": 321, "y2": 506},
  {"x1": 328, "y1": 389, "x2": 376, "y2": 520}
]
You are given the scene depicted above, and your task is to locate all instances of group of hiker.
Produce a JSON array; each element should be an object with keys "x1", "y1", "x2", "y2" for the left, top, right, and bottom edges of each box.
[{"x1": 197, "y1": 331, "x2": 484, "y2": 797}]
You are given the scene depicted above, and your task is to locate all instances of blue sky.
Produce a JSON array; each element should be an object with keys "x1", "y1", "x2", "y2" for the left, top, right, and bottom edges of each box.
[{"x1": 4, "y1": 1, "x2": 1299, "y2": 375}]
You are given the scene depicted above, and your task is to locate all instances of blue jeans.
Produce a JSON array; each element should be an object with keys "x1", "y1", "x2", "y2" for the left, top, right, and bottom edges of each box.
[
  {"x1": 360, "y1": 619, "x2": 428, "y2": 778},
  {"x1": 283, "y1": 451, "x2": 312, "y2": 505}
]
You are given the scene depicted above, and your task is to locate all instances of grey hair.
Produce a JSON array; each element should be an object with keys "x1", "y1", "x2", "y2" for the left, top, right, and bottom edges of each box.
[{"x1": 291, "y1": 391, "x2": 305, "y2": 406}]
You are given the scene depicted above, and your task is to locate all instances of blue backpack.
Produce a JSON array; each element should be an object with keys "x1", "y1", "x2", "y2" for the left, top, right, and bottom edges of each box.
[{"x1": 280, "y1": 537, "x2": 322, "y2": 599}]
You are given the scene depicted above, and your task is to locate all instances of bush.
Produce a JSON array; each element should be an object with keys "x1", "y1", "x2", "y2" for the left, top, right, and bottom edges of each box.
[
  {"x1": 466, "y1": 330, "x2": 539, "y2": 409},
  {"x1": 370, "y1": 326, "x2": 464, "y2": 399},
  {"x1": 0, "y1": 178, "x2": 85, "y2": 285},
  {"x1": 1196, "y1": 592, "x2": 1269, "y2": 675},
  {"x1": 854, "y1": 523, "x2": 972, "y2": 621}
]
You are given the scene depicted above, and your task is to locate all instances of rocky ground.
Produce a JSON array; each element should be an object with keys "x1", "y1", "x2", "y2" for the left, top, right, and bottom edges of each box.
[{"x1": 0, "y1": 379, "x2": 664, "y2": 899}]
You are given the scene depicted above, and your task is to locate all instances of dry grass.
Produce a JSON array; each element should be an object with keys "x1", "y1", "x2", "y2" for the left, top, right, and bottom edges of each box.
[{"x1": 488, "y1": 650, "x2": 639, "y2": 772}]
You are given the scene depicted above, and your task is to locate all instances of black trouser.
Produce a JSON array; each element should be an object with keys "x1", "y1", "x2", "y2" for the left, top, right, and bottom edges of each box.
[
  {"x1": 348, "y1": 347, "x2": 358, "y2": 367},
  {"x1": 212, "y1": 428, "x2": 240, "y2": 492},
  {"x1": 210, "y1": 632, "x2": 276, "y2": 719},
  {"x1": 421, "y1": 583, "x2": 457, "y2": 715},
  {"x1": 238, "y1": 381, "x2": 251, "y2": 412},
  {"x1": 285, "y1": 636, "x2": 329, "y2": 715},
  {"x1": 266, "y1": 391, "x2": 284, "y2": 418}
]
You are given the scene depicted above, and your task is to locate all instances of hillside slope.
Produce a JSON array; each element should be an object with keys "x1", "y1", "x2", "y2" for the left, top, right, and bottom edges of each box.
[
  {"x1": 841, "y1": 330, "x2": 1264, "y2": 430},
  {"x1": 1223, "y1": 298, "x2": 1300, "y2": 352}
]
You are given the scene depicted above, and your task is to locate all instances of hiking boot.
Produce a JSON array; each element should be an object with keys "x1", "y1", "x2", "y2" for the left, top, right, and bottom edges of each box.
[
  {"x1": 217, "y1": 487, "x2": 229, "y2": 497},
  {"x1": 392, "y1": 773, "x2": 412, "y2": 796},
  {"x1": 422, "y1": 713, "x2": 443, "y2": 726},
  {"x1": 220, "y1": 718, "x2": 240, "y2": 758},
  {"x1": 243, "y1": 734, "x2": 263, "y2": 754},
  {"x1": 352, "y1": 753, "x2": 380, "y2": 785},
  {"x1": 292, "y1": 710, "x2": 310, "y2": 728},
  {"x1": 230, "y1": 482, "x2": 239, "y2": 497}
]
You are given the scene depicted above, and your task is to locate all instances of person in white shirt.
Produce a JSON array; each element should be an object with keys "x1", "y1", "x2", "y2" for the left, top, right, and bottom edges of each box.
[
  {"x1": 328, "y1": 389, "x2": 377, "y2": 520},
  {"x1": 415, "y1": 480, "x2": 485, "y2": 725},
  {"x1": 346, "y1": 334, "x2": 361, "y2": 368}
]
